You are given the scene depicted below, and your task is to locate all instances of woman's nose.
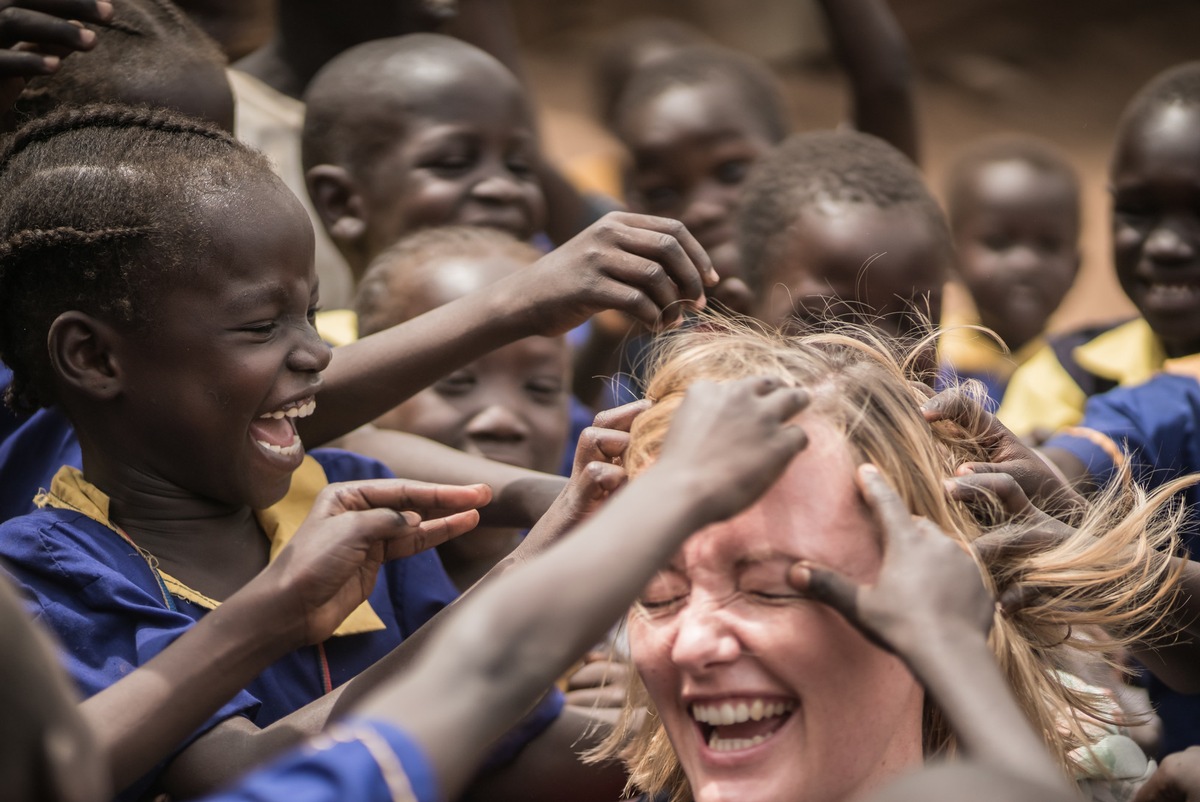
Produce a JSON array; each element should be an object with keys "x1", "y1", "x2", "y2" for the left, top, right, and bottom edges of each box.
[
  {"x1": 669, "y1": 603, "x2": 742, "y2": 672},
  {"x1": 465, "y1": 404, "x2": 530, "y2": 443}
]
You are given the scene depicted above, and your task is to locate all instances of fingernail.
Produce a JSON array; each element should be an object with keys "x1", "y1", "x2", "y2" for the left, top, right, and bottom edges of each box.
[
  {"x1": 97, "y1": 1, "x2": 115, "y2": 19},
  {"x1": 42, "y1": 55, "x2": 60, "y2": 71},
  {"x1": 956, "y1": 465, "x2": 975, "y2": 476},
  {"x1": 859, "y1": 463, "x2": 879, "y2": 477},
  {"x1": 79, "y1": 28, "x2": 97, "y2": 45},
  {"x1": 400, "y1": 510, "x2": 421, "y2": 526}
]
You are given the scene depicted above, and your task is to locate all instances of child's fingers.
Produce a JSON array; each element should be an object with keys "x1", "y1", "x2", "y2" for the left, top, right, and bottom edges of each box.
[
  {"x1": 789, "y1": 562, "x2": 861, "y2": 624},
  {"x1": 920, "y1": 388, "x2": 993, "y2": 439},
  {"x1": 0, "y1": 47, "x2": 55, "y2": 76},
  {"x1": 592, "y1": 274, "x2": 670, "y2": 329},
  {"x1": 945, "y1": 472, "x2": 1032, "y2": 518},
  {"x1": 613, "y1": 219, "x2": 709, "y2": 304},
  {"x1": 0, "y1": 6, "x2": 95, "y2": 49},
  {"x1": 607, "y1": 210, "x2": 717, "y2": 287},
  {"x1": 379, "y1": 509, "x2": 481, "y2": 561},
  {"x1": 856, "y1": 464, "x2": 919, "y2": 544},
  {"x1": 600, "y1": 249, "x2": 688, "y2": 326},
  {"x1": 591, "y1": 398, "x2": 651, "y2": 433},
  {"x1": 320, "y1": 479, "x2": 494, "y2": 519},
  {"x1": 14, "y1": 0, "x2": 113, "y2": 23},
  {"x1": 581, "y1": 461, "x2": 626, "y2": 497},
  {"x1": 572, "y1": 426, "x2": 630, "y2": 472}
]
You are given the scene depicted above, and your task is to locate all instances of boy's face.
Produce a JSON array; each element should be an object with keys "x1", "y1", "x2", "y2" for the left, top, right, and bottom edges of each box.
[
  {"x1": 355, "y1": 64, "x2": 546, "y2": 266},
  {"x1": 1111, "y1": 101, "x2": 1200, "y2": 357},
  {"x1": 953, "y1": 160, "x2": 1079, "y2": 341},
  {"x1": 619, "y1": 79, "x2": 776, "y2": 302},
  {"x1": 114, "y1": 178, "x2": 330, "y2": 511},
  {"x1": 373, "y1": 255, "x2": 570, "y2": 473},
  {"x1": 753, "y1": 203, "x2": 948, "y2": 340}
]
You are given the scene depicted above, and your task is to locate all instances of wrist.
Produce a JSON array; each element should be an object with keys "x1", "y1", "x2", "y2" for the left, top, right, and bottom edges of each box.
[
  {"x1": 892, "y1": 617, "x2": 993, "y2": 680},
  {"x1": 219, "y1": 576, "x2": 310, "y2": 656}
]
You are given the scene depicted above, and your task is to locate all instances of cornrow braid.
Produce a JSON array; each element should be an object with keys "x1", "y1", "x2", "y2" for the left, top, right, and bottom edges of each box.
[
  {"x1": 0, "y1": 104, "x2": 233, "y2": 174},
  {"x1": 0, "y1": 102, "x2": 274, "y2": 411}
]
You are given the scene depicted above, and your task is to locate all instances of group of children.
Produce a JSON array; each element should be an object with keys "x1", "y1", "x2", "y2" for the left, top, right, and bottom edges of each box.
[{"x1": 4, "y1": 0, "x2": 1200, "y2": 800}]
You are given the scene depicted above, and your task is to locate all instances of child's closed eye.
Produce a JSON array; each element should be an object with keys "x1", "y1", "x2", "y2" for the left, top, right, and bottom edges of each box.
[
  {"x1": 714, "y1": 159, "x2": 751, "y2": 185},
  {"x1": 525, "y1": 376, "x2": 564, "y2": 403},
  {"x1": 435, "y1": 371, "x2": 476, "y2": 396}
]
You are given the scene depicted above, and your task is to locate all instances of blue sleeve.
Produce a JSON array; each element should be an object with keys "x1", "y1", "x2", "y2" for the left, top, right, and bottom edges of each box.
[
  {"x1": 200, "y1": 719, "x2": 440, "y2": 802},
  {"x1": 0, "y1": 404, "x2": 81, "y2": 522},
  {"x1": 0, "y1": 515, "x2": 260, "y2": 801},
  {"x1": 1044, "y1": 374, "x2": 1200, "y2": 489}
]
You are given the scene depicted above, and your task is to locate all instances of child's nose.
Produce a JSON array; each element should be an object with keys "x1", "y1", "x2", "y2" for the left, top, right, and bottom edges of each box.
[
  {"x1": 465, "y1": 404, "x2": 530, "y2": 443},
  {"x1": 1145, "y1": 219, "x2": 1197, "y2": 265},
  {"x1": 472, "y1": 172, "x2": 527, "y2": 204},
  {"x1": 289, "y1": 326, "x2": 333, "y2": 374}
]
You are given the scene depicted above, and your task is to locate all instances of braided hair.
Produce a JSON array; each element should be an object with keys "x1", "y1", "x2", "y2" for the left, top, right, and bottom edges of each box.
[{"x1": 0, "y1": 104, "x2": 272, "y2": 412}]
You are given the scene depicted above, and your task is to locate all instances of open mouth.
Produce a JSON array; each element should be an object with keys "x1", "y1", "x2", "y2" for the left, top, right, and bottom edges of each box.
[
  {"x1": 691, "y1": 698, "x2": 796, "y2": 752},
  {"x1": 249, "y1": 397, "x2": 316, "y2": 458}
]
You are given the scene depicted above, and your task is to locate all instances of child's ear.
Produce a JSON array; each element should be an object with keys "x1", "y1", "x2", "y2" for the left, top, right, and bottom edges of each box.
[
  {"x1": 47, "y1": 312, "x2": 122, "y2": 401},
  {"x1": 306, "y1": 164, "x2": 367, "y2": 244}
]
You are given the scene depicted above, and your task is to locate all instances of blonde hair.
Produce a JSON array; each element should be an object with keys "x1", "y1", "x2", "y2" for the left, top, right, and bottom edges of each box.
[{"x1": 591, "y1": 317, "x2": 1186, "y2": 802}]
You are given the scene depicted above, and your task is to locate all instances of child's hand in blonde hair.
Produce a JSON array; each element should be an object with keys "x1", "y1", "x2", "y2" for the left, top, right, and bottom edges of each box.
[
  {"x1": 501, "y1": 211, "x2": 718, "y2": 336},
  {"x1": 514, "y1": 399, "x2": 645, "y2": 563},
  {"x1": 790, "y1": 464, "x2": 995, "y2": 656},
  {"x1": 656, "y1": 376, "x2": 809, "y2": 523},
  {"x1": 921, "y1": 388, "x2": 1086, "y2": 523}
]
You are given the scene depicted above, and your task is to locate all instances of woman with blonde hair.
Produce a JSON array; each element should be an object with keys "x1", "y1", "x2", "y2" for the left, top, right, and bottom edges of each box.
[{"x1": 592, "y1": 318, "x2": 1186, "y2": 802}]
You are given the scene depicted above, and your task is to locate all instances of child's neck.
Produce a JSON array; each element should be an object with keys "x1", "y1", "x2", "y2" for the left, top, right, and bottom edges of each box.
[{"x1": 84, "y1": 459, "x2": 271, "y2": 603}]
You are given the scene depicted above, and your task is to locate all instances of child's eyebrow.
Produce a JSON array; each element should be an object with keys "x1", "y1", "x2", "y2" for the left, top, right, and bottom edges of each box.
[{"x1": 225, "y1": 284, "x2": 293, "y2": 313}]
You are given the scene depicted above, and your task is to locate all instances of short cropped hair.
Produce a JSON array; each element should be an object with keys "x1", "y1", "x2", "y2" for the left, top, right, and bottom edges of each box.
[
  {"x1": 944, "y1": 134, "x2": 1080, "y2": 231},
  {"x1": 738, "y1": 130, "x2": 949, "y2": 296},
  {"x1": 302, "y1": 33, "x2": 520, "y2": 178},
  {"x1": 614, "y1": 44, "x2": 790, "y2": 144},
  {"x1": 355, "y1": 225, "x2": 542, "y2": 336},
  {"x1": 593, "y1": 17, "x2": 709, "y2": 128}
]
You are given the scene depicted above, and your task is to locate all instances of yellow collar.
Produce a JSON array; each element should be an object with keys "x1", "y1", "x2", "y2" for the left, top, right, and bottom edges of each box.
[
  {"x1": 938, "y1": 325, "x2": 1045, "y2": 380},
  {"x1": 1072, "y1": 319, "x2": 1166, "y2": 386},
  {"x1": 36, "y1": 456, "x2": 385, "y2": 636}
]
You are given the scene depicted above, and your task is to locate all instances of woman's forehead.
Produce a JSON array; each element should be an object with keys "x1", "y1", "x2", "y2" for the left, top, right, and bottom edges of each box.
[{"x1": 673, "y1": 420, "x2": 883, "y2": 579}]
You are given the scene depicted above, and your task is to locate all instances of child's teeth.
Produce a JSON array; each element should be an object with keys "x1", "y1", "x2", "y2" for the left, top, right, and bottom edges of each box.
[{"x1": 256, "y1": 439, "x2": 302, "y2": 456}]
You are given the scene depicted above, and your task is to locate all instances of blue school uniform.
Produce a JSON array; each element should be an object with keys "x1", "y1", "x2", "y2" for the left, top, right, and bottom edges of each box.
[
  {"x1": 1044, "y1": 365, "x2": 1200, "y2": 757},
  {"x1": 203, "y1": 719, "x2": 438, "y2": 802},
  {"x1": 0, "y1": 448, "x2": 560, "y2": 799}
]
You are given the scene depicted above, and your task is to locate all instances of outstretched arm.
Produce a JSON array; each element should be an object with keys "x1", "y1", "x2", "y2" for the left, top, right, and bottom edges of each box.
[
  {"x1": 93, "y1": 480, "x2": 489, "y2": 797},
  {"x1": 816, "y1": 0, "x2": 919, "y2": 163},
  {"x1": 300, "y1": 211, "x2": 715, "y2": 446},
  {"x1": 358, "y1": 376, "x2": 810, "y2": 800}
]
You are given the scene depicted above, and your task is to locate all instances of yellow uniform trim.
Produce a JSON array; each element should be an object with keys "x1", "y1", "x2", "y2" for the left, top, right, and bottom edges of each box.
[
  {"x1": 37, "y1": 458, "x2": 385, "y2": 636},
  {"x1": 997, "y1": 319, "x2": 1165, "y2": 438}
]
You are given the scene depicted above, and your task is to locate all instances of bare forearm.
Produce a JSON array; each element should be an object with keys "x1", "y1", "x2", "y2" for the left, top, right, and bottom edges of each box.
[
  {"x1": 816, "y1": 0, "x2": 919, "y2": 163},
  {"x1": 901, "y1": 625, "x2": 1068, "y2": 793},
  {"x1": 335, "y1": 426, "x2": 566, "y2": 528},
  {"x1": 301, "y1": 289, "x2": 531, "y2": 445},
  {"x1": 83, "y1": 587, "x2": 301, "y2": 792}
]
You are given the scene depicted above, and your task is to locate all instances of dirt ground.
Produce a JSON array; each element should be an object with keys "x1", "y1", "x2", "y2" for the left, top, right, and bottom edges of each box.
[{"x1": 512, "y1": 0, "x2": 1200, "y2": 331}]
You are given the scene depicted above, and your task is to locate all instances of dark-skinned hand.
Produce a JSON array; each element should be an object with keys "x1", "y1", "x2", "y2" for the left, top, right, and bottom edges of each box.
[
  {"x1": 1135, "y1": 746, "x2": 1200, "y2": 801},
  {"x1": 790, "y1": 464, "x2": 995, "y2": 656},
  {"x1": 257, "y1": 478, "x2": 491, "y2": 647},
  {"x1": 0, "y1": 0, "x2": 112, "y2": 114}
]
